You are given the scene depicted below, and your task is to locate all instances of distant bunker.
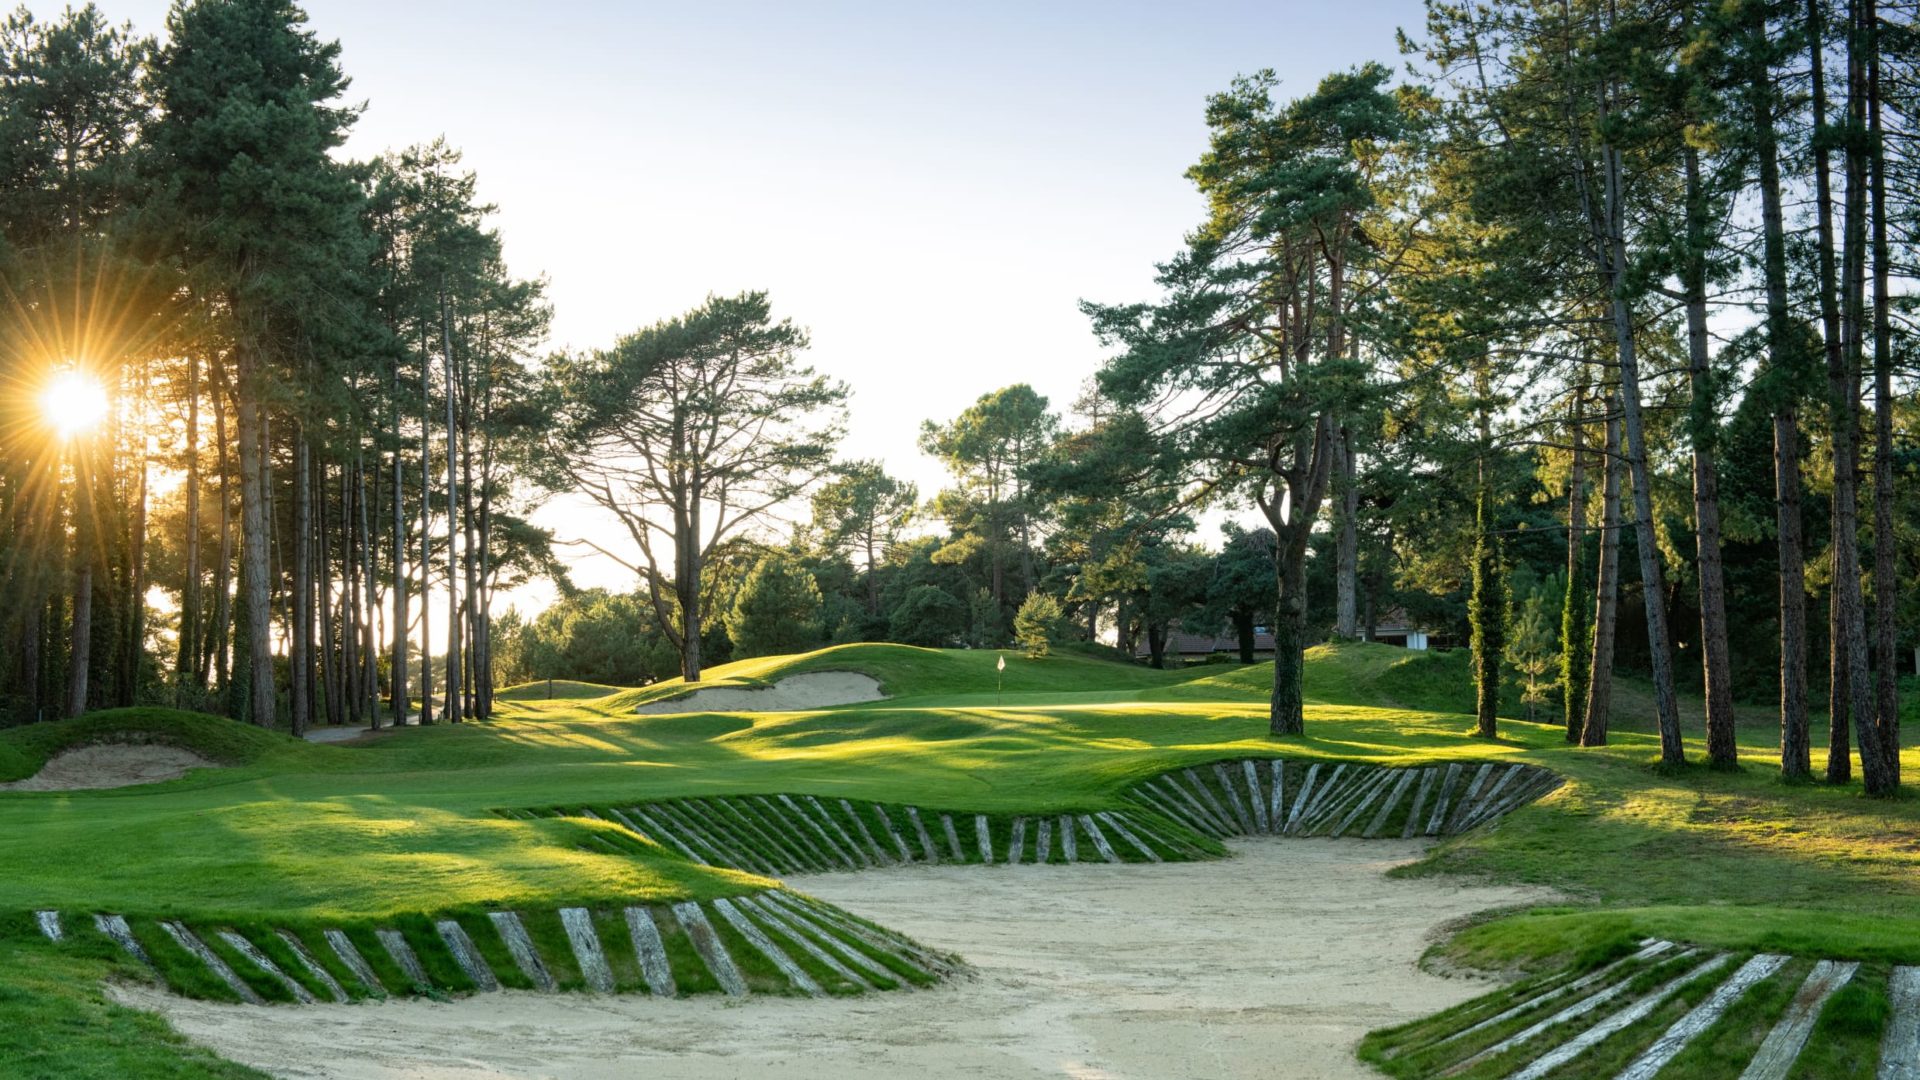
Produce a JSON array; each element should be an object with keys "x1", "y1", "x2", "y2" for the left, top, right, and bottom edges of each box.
[
  {"x1": 0, "y1": 743, "x2": 219, "y2": 792},
  {"x1": 634, "y1": 672, "x2": 887, "y2": 715}
]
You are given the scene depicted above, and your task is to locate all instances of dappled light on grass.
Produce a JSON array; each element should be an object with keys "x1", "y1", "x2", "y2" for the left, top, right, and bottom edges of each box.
[{"x1": 2, "y1": 642, "x2": 1917, "y2": 963}]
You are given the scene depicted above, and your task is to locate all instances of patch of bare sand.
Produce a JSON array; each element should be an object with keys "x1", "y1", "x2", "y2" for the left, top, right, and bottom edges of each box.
[
  {"x1": 633, "y1": 672, "x2": 886, "y2": 715},
  {"x1": 116, "y1": 839, "x2": 1555, "y2": 1079},
  {"x1": 0, "y1": 744, "x2": 217, "y2": 791}
]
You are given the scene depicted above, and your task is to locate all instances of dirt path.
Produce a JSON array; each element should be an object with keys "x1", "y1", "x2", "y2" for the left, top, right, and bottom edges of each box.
[{"x1": 117, "y1": 839, "x2": 1555, "y2": 1079}]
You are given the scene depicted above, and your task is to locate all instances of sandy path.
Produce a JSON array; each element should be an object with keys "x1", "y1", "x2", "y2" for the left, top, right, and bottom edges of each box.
[{"x1": 116, "y1": 839, "x2": 1554, "y2": 1079}]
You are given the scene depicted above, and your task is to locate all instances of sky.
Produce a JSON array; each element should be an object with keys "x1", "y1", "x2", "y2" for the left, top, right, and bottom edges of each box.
[{"x1": 57, "y1": 0, "x2": 1432, "y2": 613}]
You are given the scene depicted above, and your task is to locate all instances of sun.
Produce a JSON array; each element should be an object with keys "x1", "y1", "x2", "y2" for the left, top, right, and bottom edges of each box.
[{"x1": 39, "y1": 368, "x2": 110, "y2": 440}]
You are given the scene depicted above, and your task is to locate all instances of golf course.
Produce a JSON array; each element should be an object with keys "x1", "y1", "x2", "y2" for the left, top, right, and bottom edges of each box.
[
  {"x1": 4, "y1": 0, "x2": 1920, "y2": 1075},
  {"x1": 0, "y1": 641, "x2": 1914, "y2": 1077}
]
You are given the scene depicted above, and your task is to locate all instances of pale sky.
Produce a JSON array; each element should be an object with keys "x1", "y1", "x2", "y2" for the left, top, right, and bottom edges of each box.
[{"x1": 61, "y1": 0, "x2": 1429, "y2": 613}]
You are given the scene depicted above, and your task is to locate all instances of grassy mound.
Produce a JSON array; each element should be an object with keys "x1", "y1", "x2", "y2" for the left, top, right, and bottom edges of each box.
[
  {"x1": 496, "y1": 680, "x2": 623, "y2": 702},
  {"x1": 0, "y1": 708, "x2": 305, "y2": 784},
  {"x1": 601, "y1": 641, "x2": 1185, "y2": 711}
]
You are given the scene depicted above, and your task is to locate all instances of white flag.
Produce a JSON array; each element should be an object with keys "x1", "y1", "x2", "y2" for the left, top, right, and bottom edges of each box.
[{"x1": 997, "y1": 655, "x2": 1006, "y2": 671}]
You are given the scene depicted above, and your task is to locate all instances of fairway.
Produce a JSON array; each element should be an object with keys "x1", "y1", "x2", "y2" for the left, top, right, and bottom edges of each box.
[
  {"x1": 4, "y1": 0, "x2": 1919, "y2": 1076},
  {"x1": 3, "y1": 642, "x2": 1917, "y2": 1077}
]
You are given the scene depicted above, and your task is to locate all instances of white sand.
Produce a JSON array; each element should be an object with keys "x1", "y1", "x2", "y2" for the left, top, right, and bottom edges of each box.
[
  {"x1": 117, "y1": 839, "x2": 1554, "y2": 1079},
  {"x1": 0, "y1": 744, "x2": 218, "y2": 791},
  {"x1": 633, "y1": 672, "x2": 886, "y2": 715}
]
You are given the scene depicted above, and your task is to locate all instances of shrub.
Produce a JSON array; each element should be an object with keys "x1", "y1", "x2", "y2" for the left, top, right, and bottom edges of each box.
[{"x1": 1013, "y1": 593, "x2": 1067, "y2": 658}]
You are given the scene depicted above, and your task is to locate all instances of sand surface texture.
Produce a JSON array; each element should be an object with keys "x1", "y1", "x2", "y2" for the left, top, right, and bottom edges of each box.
[
  {"x1": 632, "y1": 672, "x2": 886, "y2": 715},
  {"x1": 0, "y1": 744, "x2": 217, "y2": 791},
  {"x1": 120, "y1": 838, "x2": 1553, "y2": 1079}
]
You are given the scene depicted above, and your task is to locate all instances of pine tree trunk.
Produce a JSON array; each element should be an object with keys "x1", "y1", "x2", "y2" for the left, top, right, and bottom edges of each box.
[
  {"x1": 341, "y1": 466, "x2": 360, "y2": 725},
  {"x1": 440, "y1": 295, "x2": 462, "y2": 722},
  {"x1": 1808, "y1": 0, "x2": 1850, "y2": 781},
  {"x1": 1755, "y1": 7, "x2": 1811, "y2": 779},
  {"x1": 358, "y1": 456, "x2": 378, "y2": 723},
  {"x1": 209, "y1": 391, "x2": 233, "y2": 692},
  {"x1": 1471, "y1": 365, "x2": 1501, "y2": 740},
  {"x1": 475, "y1": 402, "x2": 496, "y2": 718},
  {"x1": 1147, "y1": 621, "x2": 1167, "y2": 669},
  {"x1": 419, "y1": 343, "x2": 435, "y2": 726},
  {"x1": 1235, "y1": 610, "x2": 1255, "y2": 665},
  {"x1": 1602, "y1": 141, "x2": 1684, "y2": 767},
  {"x1": 291, "y1": 433, "x2": 312, "y2": 737},
  {"x1": 459, "y1": 386, "x2": 480, "y2": 716},
  {"x1": 389, "y1": 417, "x2": 407, "y2": 730},
  {"x1": 178, "y1": 354, "x2": 202, "y2": 691},
  {"x1": 678, "y1": 500, "x2": 703, "y2": 682},
  {"x1": 318, "y1": 467, "x2": 341, "y2": 729},
  {"x1": 1270, "y1": 537, "x2": 1309, "y2": 736},
  {"x1": 1827, "y1": 0, "x2": 1876, "y2": 786},
  {"x1": 235, "y1": 386, "x2": 275, "y2": 728},
  {"x1": 1562, "y1": 389, "x2": 1590, "y2": 742},
  {"x1": 65, "y1": 556, "x2": 91, "y2": 718},
  {"x1": 1866, "y1": 1, "x2": 1900, "y2": 792},
  {"x1": 120, "y1": 397, "x2": 148, "y2": 709},
  {"x1": 1335, "y1": 426, "x2": 1359, "y2": 639},
  {"x1": 1265, "y1": 416, "x2": 1334, "y2": 738},
  {"x1": 1683, "y1": 146, "x2": 1737, "y2": 769},
  {"x1": 1581, "y1": 405, "x2": 1624, "y2": 747}
]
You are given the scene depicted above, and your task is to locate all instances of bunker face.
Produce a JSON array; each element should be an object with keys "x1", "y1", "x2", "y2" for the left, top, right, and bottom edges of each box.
[
  {"x1": 633, "y1": 671, "x2": 886, "y2": 714},
  {"x1": 1368, "y1": 944, "x2": 1914, "y2": 1078},
  {"x1": 118, "y1": 839, "x2": 1555, "y2": 1080},
  {"x1": 0, "y1": 744, "x2": 218, "y2": 791}
]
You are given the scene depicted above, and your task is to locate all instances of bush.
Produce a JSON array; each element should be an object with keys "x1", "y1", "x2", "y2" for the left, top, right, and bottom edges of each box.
[
  {"x1": 1013, "y1": 593, "x2": 1067, "y2": 658},
  {"x1": 725, "y1": 552, "x2": 825, "y2": 658}
]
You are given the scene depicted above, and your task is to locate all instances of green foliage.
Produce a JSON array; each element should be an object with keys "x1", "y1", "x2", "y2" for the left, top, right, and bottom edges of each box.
[
  {"x1": 1510, "y1": 578, "x2": 1559, "y2": 723},
  {"x1": 491, "y1": 590, "x2": 678, "y2": 688},
  {"x1": 724, "y1": 552, "x2": 824, "y2": 659},
  {"x1": 1013, "y1": 592, "x2": 1067, "y2": 658},
  {"x1": 542, "y1": 291, "x2": 848, "y2": 679},
  {"x1": 888, "y1": 585, "x2": 967, "y2": 648},
  {"x1": 810, "y1": 461, "x2": 916, "y2": 612}
]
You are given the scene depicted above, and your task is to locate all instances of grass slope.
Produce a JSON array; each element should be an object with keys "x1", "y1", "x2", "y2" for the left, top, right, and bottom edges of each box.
[{"x1": 1, "y1": 640, "x2": 1915, "y2": 1075}]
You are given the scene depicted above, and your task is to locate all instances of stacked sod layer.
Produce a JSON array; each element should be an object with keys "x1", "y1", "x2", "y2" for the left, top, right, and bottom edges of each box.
[
  {"x1": 1362, "y1": 939, "x2": 1920, "y2": 1079},
  {"x1": 29, "y1": 891, "x2": 953, "y2": 1005},
  {"x1": 530, "y1": 759, "x2": 1559, "y2": 881},
  {"x1": 1126, "y1": 758, "x2": 1561, "y2": 841},
  {"x1": 524, "y1": 794, "x2": 1221, "y2": 874}
]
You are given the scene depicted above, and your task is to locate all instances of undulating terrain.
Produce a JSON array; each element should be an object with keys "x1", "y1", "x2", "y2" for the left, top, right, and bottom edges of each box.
[{"x1": 2, "y1": 642, "x2": 1916, "y2": 1077}]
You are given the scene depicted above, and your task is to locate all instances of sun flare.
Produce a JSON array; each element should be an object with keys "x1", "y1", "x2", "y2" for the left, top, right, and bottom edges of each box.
[{"x1": 39, "y1": 368, "x2": 110, "y2": 440}]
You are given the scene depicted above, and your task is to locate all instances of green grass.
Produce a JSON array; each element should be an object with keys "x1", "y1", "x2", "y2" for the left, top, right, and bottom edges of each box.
[
  {"x1": 2, "y1": 640, "x2": 1917, "y2": 1075},
  {"x1": 495, "y1": 680, "x2": 622, "y2": 702}
]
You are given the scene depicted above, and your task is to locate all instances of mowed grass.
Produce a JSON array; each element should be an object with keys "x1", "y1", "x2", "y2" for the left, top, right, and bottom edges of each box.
[
  {"x1": 0, "y1": 640, "x2": 1917, "y2": 1077},
  {"x1": 1, "y1": 641, "x2": 1911, "y2": 952}
]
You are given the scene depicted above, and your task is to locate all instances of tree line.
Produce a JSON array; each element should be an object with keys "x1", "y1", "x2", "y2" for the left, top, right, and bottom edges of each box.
[
  {"x1": 0, "y1": 0, "x2": 1910, "y2": 803},
  {"x1": 0, "y1": 1, "x2": 556, "y2": 734},
  {"x1": 527, "y1": 0, "x2": 1916, "y2": 798}
]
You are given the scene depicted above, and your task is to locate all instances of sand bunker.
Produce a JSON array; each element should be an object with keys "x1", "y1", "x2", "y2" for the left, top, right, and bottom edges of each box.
[
  {"x1": 121, "y1": 838, "x2": 1556, "y2": 1079},
  {"x1": 633, "y1": 672, "x2": 886, "y2": 715},
  {"x1": 0, "y1": 744, "x2": 217, "y2": 792}
]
